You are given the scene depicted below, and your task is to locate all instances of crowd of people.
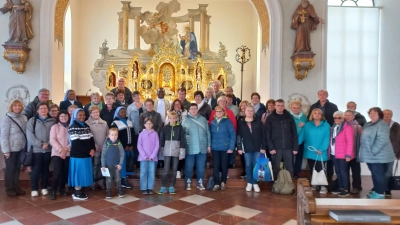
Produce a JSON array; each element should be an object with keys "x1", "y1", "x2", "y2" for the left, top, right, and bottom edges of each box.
[{"x1": 1, "y1": 78, "x2": 399, "y2": 200}]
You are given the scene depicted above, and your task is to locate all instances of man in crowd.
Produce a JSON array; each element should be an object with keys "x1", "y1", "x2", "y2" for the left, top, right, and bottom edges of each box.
[
  {"x1": 225, "y1": 86, "x2": 241, "y2": 106},
  {"x1": 111, "y1": 77, "x2": 133, "y2": 105},
  {"x1": 100, "y1": 92, "x2": 117, "y2": 127},
  {"x1": 178, "y1": 88, "x2": 191, "y2": 111},
  {"x1": 23, "y1": 88, "x2": 53, "y2": 120},
  {"x1": 212, "y1": 80, "x2": 225, "y2": 100},
  {"x1": 347, "y1": 101, "x2": 367, "y2": 127}
]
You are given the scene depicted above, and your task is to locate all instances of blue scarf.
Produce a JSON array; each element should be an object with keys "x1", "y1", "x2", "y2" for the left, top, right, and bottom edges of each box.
[
  {"x1": 114, "y1": 106, "x2": 127, "y2": 125},
  {"x1": 70, "y1": 108, "x2": 84, "y2": 126}
]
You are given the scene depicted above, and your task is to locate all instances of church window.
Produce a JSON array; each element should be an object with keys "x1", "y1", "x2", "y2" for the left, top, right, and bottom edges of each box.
[{"x1": 328, "y1": 0, "x2": 374, "y2": 7}]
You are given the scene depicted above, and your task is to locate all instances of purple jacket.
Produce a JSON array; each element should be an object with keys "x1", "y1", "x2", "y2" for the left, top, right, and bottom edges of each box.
[{"x1": 137, "y1": 129, "x2": 159, "y2": 161}]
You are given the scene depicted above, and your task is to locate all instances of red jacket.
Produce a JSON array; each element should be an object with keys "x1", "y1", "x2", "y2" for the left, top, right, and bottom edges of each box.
[
  {"x1": 329, "y1": 122, "x2": 354, "y2": 159},
  {"x1": 208, "y1": 107, "x2": 237, "y2": 132}
]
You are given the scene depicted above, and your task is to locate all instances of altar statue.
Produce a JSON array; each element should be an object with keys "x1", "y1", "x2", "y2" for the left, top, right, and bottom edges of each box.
[
  {"x1": 179, "y1": 25, "x2": 200, "y2": 60},
  {"x1": 291, "y1": 0, "x2": 324, "y2": 53},
  {"x1": 0, "y1": 0, "x2": 33, "y2": 44}
]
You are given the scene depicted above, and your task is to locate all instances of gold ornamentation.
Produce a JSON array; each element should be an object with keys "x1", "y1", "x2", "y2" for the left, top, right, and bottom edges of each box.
[
  {"x1": 251, "y1": 0, "x2": 270, "y2": 50},
  {"x1": 217, "y1": 66, "x2": 227, "y2": 89},
  {"x1": 106, "y1": 62, "x2": 117, "y2": 91},
  {"x1": 54, "y1": 0, "x2": 70, "y2": 46},
  {"x1": 291, "y1": 53, "x2": 315, "y2": 81},
  {"x1": 3, "y1": 45, "x2": 31, "y2": 74}
]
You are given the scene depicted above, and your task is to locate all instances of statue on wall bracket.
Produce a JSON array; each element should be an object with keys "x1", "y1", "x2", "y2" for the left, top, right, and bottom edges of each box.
[
  {"x1": 290, "y1": 0, "x2": 324, "y2": 81},
  {"x1": 0, "y1": 0, "x2": 33, "y2": 74}
]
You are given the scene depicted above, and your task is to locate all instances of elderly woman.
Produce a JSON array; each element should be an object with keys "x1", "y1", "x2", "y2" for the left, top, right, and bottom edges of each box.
[
  {"x1": 165, "y1": 99, "x2": 188, "y2": 125},
  {"x1": 83, "y1": 92, "x2": 103, "y2": 120},
  {"x1": 86, "y1": 105, "x2": 109, "y2": 190},
  {"x1": 209, "y1": 106, "x2": 236, "y2": 191},
  {"x1": 49, "y1": 104, "x2": 60, "y2": 119},
  {"x1": 194, "y1": 91, "x2": 212, "y2": 120},
  {"x1": 182, "y1": 103, "x2": 211, "y2": 191},
  {"x1": 204, "y1": 87, "x2": 217, "y2": 110},
  {"x1": 127, "y1": 91, "x2": 145, "y2": 168},
  {"x1": 237, "y1": 105, "x2": 266, "y2": 192},
  {"x1": 359, "y1": 107, "x2": 396, "y2": 199},
  {"x1": 59, "y1": 89, "x2": 83, "y2": 111},
  {"x1": 26, "y1": 102, "x2": 56, "y2": 197},
  {"x1": 329, "y1": 111, "x2": 354, "y2": 197},
  {"x1": 290, "y1": 100, "x2": 308, "y2": 179},
  {"x1": 250, "y1": 92, "x2": 266, "y2": 121},
  {"x1": 115, "y1": 89, "x2": 128, "y2": 108},
  {"x1": 261, "y1": 99, "x2": 275, "y2": 124},
  {"x1": 298, "y1": 108, "x2": 330, "y2": 194},
  {"x1": 1, "y1": 100, "x2": 27, "y2": 196}
]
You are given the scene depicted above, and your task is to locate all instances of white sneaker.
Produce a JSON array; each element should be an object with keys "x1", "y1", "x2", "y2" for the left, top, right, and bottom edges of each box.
[
  {"x1": 176, "y1": 171, "x2": 181, "y2": 179},
  {"x1": 31, "y1": 191, "x2": 39, "y2": 197},
  {"x1": 246, "y1": 183, "x2": 252, "y2": 192},
  {"x1": 41, "y1": 189, "x2": 49, "y2": 196},
  {"x1": 320, "y1": 186, "x2": 328, "y2": 194},
  {"x1": 253, "y1": 184, "x2": 260, "y2": 193}
]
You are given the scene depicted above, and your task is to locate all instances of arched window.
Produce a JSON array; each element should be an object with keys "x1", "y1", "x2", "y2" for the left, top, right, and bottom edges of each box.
[{"x1": 328, "y1": 0, "x2": 374, "y2": 6}]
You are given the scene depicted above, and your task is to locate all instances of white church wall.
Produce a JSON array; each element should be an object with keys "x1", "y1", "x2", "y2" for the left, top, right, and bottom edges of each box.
[{"x1": 72, "y1": 0, "x2": 260, "y2": 99}]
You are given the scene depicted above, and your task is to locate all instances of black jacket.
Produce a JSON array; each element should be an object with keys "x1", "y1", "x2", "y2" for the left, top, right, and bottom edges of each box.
[
  {"x1": 68, "y1": 121, "x2": 95, "y2": 158},
  {"x1": 198, "y1": 103, "x2": 212, "y2": 120},
  {"x1": 354, "y1": 112, "x2": 367, "y2": 127},
  {"x1": 308, "y1": 100, "x2": 338, "y2": 126},
  {"x1": 111, "y1": 118, "x2": 136, "y2": 149},
  {"x1": 232, "y1": 94, "x2": 241, "y2": 106},
  {"x1": 237, "y1": 118, "x2": 266, "y2": 152},
  {"x1": 59, "y1": 100, "x2": 83, "y2": 111},
  {"x1": 264, "y1": 109, "x2": 298, "y2": 151},
  {"x1": 100, "y1": 106, "x2": 116, "y2": 128},
  {"x1": 111, "y1": 87, "x2": 133, "y2": 105},
  {"x1": 204, "y1": 98, "x2": 217, "y2": 110}
]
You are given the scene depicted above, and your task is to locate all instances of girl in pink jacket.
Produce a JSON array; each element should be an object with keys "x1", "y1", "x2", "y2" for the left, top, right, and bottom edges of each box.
[{"x1": 330, "y1": 111, "x2": 354, "y2": 197}]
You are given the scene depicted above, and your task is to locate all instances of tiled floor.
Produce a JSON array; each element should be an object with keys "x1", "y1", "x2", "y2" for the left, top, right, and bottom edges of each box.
[{"x1": 0, "y1": 177, "x2": 399, "y2": 225}]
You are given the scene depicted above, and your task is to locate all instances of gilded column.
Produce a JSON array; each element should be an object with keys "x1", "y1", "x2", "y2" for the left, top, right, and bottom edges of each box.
[
  {"x1": 121, "y1": 1, "x2": 131, "y2": 52},
  {"x1": 118, "y1": 17, "x2": 123, "y2": 49}
]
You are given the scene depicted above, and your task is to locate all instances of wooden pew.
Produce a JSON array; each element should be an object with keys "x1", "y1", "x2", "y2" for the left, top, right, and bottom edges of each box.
[{"x1": 297, "y1": 178, "x2": 400, "y2": 225}]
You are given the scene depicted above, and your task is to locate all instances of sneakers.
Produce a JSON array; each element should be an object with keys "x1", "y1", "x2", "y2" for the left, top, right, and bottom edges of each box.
[
  {"x1": 221, "y1": 182, "x2": 226, "y2": 191},
  {"x1": 72, "y1": 190, "x2": 88, "y2": 200},
  {"x1": 15, "y1": 188, "x2": 25, "y2": 195},
  {"x1": 253, "y1": 184, "x2": 260, "y2": 193},
  {"x1": 338, "y1": 190, "x2": 349, "y2": 197},
  {"x1": 49, "y1": 191, "x2": 56, "y2": 200},
  {"x1": 212, "y1": 185, "x2": 220, "y2": 191},
  {"x1": 169, "y1": 186, "x2": 176, "y2": 194},
  {"x1": 121, "y1": 178, "x2": 132, "y2": 189},
  {"x1": 41, "y1": 189, "x2": 49, "y2": 196},
  {"x1": 106, "y1": 190, "x2": 112, "y2": 199},
  {"x1": 246, "y1": 183, "x2": 252, "y2": 192},
  {"x1": 186, "y1": 179, "x2": 192, "y2": 191},
  {"x1": 142, "y1": 190, "x2": 149, "y2": 195},
  {"x1": 331, "y1": 189, "x2": 341, "y2": 195},
  {"x1": 350, "y1": 188, "x2": 360, "y2": 194},
  {"x1": 148, "y1": 190, "x2": 154, "y2": 195},
  {"x1": 176, "y1": 171, "x2": 181, "y2": 179},
  {"x1": 319, "y1": 186, "x2": 328, "y2": 194},
  {"x1": 367, "y1": 191, "x2": 384, "y2": 199},
  {"x1": 385, "y1": 191, "x2": 392, "y2": 196},
  {"x1": 311, "y1": 185, "x2": 318, "y2": 191},
  {"x1": 6, "y1": 189, "x2": 17, "y2": 197},
  {"x1": 369, "y1": 188, "x2": 374, "y2": 194},
  {"x1": 240, "y1": 172, "x2": 246, "y2": 179},
  {"x1": 31, "y1": 191, "x2": 39, "y2": 197},
  {"x1": 158, "y1": 187, "x2": 167, "y2": 194},
  {"x1": 197, "y1": 183, "x2": 205, "y2": 191},
  {"x1": 118, "y1": 189, "x2": 125, "y2": 198}
]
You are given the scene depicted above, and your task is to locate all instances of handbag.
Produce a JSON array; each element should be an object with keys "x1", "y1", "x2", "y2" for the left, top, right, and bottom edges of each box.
[
  {"x1": 309, "y1": 146, "x2": 328, "y2": 186},
  {"x1": 390, "y1": 160, "x2": 400, "y2": 190},
  {"x1": 206, "y1": 175, "x2": 215, "y2": 190},
  {"x1": 7, "y1": 115, "x2": 33, "y2": 166}
]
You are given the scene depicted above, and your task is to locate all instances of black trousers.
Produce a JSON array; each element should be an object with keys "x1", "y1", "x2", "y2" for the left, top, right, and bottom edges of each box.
[
  {"x1": 4, "y1": 151, "x2": 22, "y2": 191},
  {"x1": 212, "y1": 150, "x2": 229, "y2": 185},
  {"x1": 30, "y1": 152, "x2": 51, "y2": 191},
  {"x1": 51, "y1": 156, "x2": 69, "y2": 192},
  {"x1": 162, "y1": 156, "x2": 179, "y2": 187},
  {"x1": 271, "y1": 149, "x2": 293, "y2": 179},
  {"x1": 348, "y1": 158, "x2": 362, "y2": 189}
]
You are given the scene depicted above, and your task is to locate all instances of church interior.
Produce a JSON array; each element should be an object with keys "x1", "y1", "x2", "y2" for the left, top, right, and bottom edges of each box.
[{"x1": 0, "y1": 0, "x2": 400, "y2": 224}]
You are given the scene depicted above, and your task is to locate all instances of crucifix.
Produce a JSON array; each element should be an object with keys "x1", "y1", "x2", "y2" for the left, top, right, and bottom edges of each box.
[{"x1": 300, "y1": 9, "x2": 307, "y2": 23}]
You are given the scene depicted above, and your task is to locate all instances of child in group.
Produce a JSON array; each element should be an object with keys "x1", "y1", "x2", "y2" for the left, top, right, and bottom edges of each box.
[
  {"x1": 68, "y1": 108, "x2": 95, "y2": 200},
  {"x1": 158, "y1": 111, "x2": 186, "y2": 194},
  {"x1": 101, "y1": 128, "x2": 125, "y2": 199},
  {"x1": 137, "y1": 118, "x2": 159, "y2": 195}
]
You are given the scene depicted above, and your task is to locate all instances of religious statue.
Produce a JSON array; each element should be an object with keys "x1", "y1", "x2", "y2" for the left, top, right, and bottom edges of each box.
[
  {"x1": 195, "y1": 63, "x2": 202, "y2": 80},
  {"x1": 179, "y1": 24, "x2": 200, "y2": 60},
  {"x1": 291, "y1": 0, "x2": 324, "y2": 53},
  {"x1": 132, "y1": 62, "x2": 138, "y2": 79},
  {"x1": 109, "y1": 72, "x2": 116, "y2": 87},
  {"x1": 0, "y1": 0, "x2": 33, "y2": 44}
]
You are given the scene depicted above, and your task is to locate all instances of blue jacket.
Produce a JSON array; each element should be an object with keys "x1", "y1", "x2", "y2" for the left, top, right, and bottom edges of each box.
[
  {"x1": 298, "y1": 120, "x2": 330, "y2": 161},
  {"x1": 291, "y1": 112, "x2": 308, "y2": 134},
  {"x1": 210, "y1": 117, "x2": 236, "y2": 151},
  {"x1": 181, "y1": 114, "x2": 211, "y2": 155},
  {"x1": 359, "y1": 119, "x2": 395, "y2": 163}
]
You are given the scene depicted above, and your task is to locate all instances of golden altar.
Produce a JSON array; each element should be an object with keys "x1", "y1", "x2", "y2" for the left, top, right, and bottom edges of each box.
[{"x1": 105, "y1": 44, "x2": 226, "y2": 102}]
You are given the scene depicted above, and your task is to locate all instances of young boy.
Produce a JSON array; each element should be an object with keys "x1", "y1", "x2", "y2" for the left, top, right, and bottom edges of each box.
[
  {"x1": 158, "y1": 111, "x2": 186, "y2": 194},
  {"x1": 101, "y1": 128, "x2": 125, "y2": 199}
]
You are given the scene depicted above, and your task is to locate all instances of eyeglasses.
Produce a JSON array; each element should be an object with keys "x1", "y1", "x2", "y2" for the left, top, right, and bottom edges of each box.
[
  {"x1": 333, "y1": 117, "x2": 342, "y2": 120},
  {"x1": 216, "y1": 111, "x2": 223, "y2": 113}
]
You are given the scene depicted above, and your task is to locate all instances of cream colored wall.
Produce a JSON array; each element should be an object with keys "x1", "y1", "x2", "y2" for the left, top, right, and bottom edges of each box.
[{"x1": 71, "y1": 0, "x2": 260, "y2": 101}]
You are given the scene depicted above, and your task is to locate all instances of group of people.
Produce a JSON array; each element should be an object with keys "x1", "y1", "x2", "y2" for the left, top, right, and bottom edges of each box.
[{"x1": 1, "y1": 78, "x2": 399, "y2": 200}]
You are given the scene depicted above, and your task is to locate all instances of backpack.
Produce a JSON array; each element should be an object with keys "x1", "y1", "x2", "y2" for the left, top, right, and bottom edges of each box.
[
  {"x1": 272, "y1": 169, "x2": 295, "y2": 195},
  {"x1": 253, "y1": 154, "x2": 272, "y2": 182}
]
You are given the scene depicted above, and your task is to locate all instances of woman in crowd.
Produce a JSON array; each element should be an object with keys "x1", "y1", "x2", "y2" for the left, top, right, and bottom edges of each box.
[
  {"x1": 84, "y1": 92, "x2": 103, "y2": 120},
  {"x1": 329, "y1": 111, "x2": 354, "y2": 197},
  {"x1": 49, "y1": 104, "x2": 60, "y2": 119},
  {"x1": 236, "y1": 100, "x2": 250, "y2": 178},
  {"x1": 59, "y1": 89, "x2": 83, "y2": 111},
  {"x1": 250, "y1": 92, "x2": 266, "y2": 121},
  {"x1": 290, "y1": 100, "x2": 308, "y2": 179},
  {"x1": 86, "y1": 105, "x2": 108, "y2": 190},
  {"x1": 165, "y1": 99, "x2": 188, "y2": 125},
  {"x1": 49, "y1": 110, "x2": 70, "y2": 199},
  {"x1": 359, "y1": 107, "x2": 395, "y2": 199},
  {"x1": 182, "y1": 103, "x2": 211, "y2": 191},
  {"x1": 127, "y1": 91, "x2": 145, "y2": 168},
  {"x1": 111, "y1": 106, "x2": 135, "y2": 189},
  {"x1": 237, "y1": 105, "x2": 266, "y2": 192},
  {"x1": 26, "y1": 102, "x2": 56, "y2": 197},
  {"x1": 208, "y1": 96, "x2": 237, "y2": 132},
  {"x1": 115, "y1": 89, "x2": 128, "y2": 108},
  {"x1": 204, "y1": 87, "x2": 217, "y2": 110},
  {"x1": 209, "y1": 106, "x2": 236, "y2": 191},
  {"x1": 68, "y1": 108, "x2": 95, "y2": 200},
  {"x1": 101, "y1": 92, "x2": 117, "y2": 128},
  {"x1": 194, "y1": 91, "x2": 212, "y2": 120},
  {"x1": 261, "y1": 99, "x2": 275, "y2": 124},
  {"x1": 298, "y1": 108, "x2": 330, "y2": 194},
  {"x1": 139, "y1": 99, "x2": 162, "y2": 134},
  {"x1": 1, "y1": 99, "x2": 27, "y2": 196}
]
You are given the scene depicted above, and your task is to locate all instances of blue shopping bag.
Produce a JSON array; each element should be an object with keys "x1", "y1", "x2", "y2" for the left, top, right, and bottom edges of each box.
[{"x1": 253, "y1": 153, "x2": 272, "y2": 182}]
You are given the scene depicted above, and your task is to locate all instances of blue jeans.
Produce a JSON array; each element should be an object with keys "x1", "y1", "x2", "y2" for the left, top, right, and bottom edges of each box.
[
  {"x1": 185, "y1": 153, "x2": 206, "y2": 185},
  {"x1": 367, "y1": 163, "x2": 387, "y2": 195},
  {"x1": 331, "y1": 155, "x2": 350, "y2": 191},
  {"x1": 228, "y1": 152, "x2": 235, "y2": 165},
  {"x1": 120, "y1": 150, "x2": 134, "y2": 178},
  {"x1": 244, "y1": 152, "x2": 259, "y2": 184},
  {"x1": 140, "y1": 161, "x2": 156, "y2": 190},
  {"x1": 386, "y1": 161, "x2": 395, "y2": 191}
]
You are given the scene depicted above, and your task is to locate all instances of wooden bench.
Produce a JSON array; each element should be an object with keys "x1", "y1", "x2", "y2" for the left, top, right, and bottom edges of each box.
[{"x1": 297, "y1": 178, "x2": 400, "y2": 225}]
